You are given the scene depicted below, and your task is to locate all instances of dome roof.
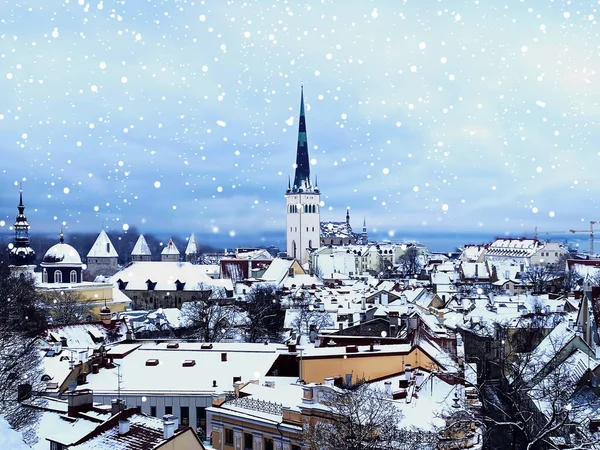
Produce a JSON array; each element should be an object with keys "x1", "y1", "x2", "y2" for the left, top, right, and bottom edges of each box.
[
  {"x1": 100, "y1": 305, "x2": 111, "y2": 314},
  {"x1": 42, "y1": 242, "x2": 83, "y2": 266}
]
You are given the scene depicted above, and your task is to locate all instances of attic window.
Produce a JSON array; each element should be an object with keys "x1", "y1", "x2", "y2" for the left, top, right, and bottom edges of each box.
[
  {"x1": 145, "y1": 359, "x2": 159, "y2": 366},
  {"x1": 182, "y1": 360, "x2": 196, "y2": 367},
  {"x1": 167, "y1": 343, "x2": 179, "y2": 349}
]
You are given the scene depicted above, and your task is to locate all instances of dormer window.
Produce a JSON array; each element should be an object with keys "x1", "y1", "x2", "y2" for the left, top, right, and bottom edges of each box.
[
  {"x1": 117, "y1": 279, "x2": 129, "y2": 290},
  {"x1": 146, "y1": 280, "x2": 157, "y2": 291},
  {"x1": 175, "y1": 280, "x2": 186, "y2": 291}
]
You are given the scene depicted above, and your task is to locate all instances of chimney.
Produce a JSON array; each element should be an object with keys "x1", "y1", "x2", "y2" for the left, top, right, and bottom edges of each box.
[
  {"x1": 404, "y1": 364, "x2": 412, "y2": 380},
  {"x1": 221, "y1": 353, "x2": 227, "y2": 362},
  {"x1": 415, "y1": 372, "x2": 425, "y2": 386},
  {"x1": 163, "y1": 420, "x2": 175, "y2": 440},
  {"x1": 111, "y1": 399, "x2": 125, "y2": 416},
  {"x1": 361, "y1": 294, "x2": 366, "y2": 310},
  {"x1": 568, "y1": 318, "x2": 574, "y2": 330},
  {"x1": 118, "y1": 419, "x2": 130, "y2": 436},
  {"x1": 384, "y1": 381, "x2": 392, "y2": 397},
  {"x1": 324, "y1": 377, "x2": 335, "y2": 387}
]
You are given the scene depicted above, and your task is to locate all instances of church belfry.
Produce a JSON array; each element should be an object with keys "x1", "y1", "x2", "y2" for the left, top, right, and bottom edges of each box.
[
  {"x1": 8, "y1": 187, "x2": 36, "y2": 278},
  {"x1": 286, "y1": 86, "x2": 321, "y2": 265}
]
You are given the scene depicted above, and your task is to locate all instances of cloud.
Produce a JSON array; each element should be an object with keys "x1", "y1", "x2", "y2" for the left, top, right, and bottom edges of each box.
[{"x1": 0, "y1": 0, "x2": 598, "y2": 247}]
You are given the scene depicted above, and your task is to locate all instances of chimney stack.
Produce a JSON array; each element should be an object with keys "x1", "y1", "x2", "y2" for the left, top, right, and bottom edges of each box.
[
  {"x1": 163, "y1": 420, "x2": 175, "y2": 440},
  {"x1": 221, "y1": 352, "x2": 227, "y2": 362},
  {"x1": 118, "y1": 419, "x2": 130, "y2": 436},
  {"x1": 111, "y1": 398, "x2": 125, "y2": 416},
  {"x1": 324, "y1": 377, "x2": 335, "y2": 387},
  {"x1": 384, "y1": 381, "x2": 392, "y2": 397}
]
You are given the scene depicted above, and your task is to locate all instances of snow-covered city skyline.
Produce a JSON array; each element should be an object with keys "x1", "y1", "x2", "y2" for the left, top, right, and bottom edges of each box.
[{"x1": 0, "y1": 0, "x2": 598, "y2": 241}]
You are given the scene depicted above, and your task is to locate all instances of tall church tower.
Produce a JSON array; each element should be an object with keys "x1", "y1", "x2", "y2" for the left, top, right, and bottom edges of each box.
[
  {"x1": 8, "y1": 188, "x2": 36, "y2": 279},
  {"x1": 286, "y1": 87, "x2": 320, "y2": 265}
]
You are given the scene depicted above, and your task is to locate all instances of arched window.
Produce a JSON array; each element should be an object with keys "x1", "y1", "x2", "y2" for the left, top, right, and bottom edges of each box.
[
  {"x1": 309, "y1": 239, "x2": 312, "y2": 249},
  {"x1": 304, "y1": 204, "x2": 308, "y2": 213},
  {"x1": 54, "y1": 271, "x2": 63, "y2": 283},
  {"x1": 42, "y1": 269, "x2": 48, "y2": 283},
  {"x1": 70, "y1": 270, "x2": 77, "y2": 283}
]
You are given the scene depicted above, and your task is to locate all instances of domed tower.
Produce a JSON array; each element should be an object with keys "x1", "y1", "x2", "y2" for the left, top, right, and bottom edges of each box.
[
  {"x1": 40, "y1": 231, "x2": 83, "y2": 284},
  {"x1": 8, "y1": 188, "x2": 36, "y2": 279}
]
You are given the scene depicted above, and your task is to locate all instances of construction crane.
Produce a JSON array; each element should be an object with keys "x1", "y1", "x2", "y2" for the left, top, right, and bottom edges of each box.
[
  {"x1": 533, "y1": 227, "x2": 569, "y2": 241},
  {"x1": 569, "y1": 221, "x2": 599, "y2": 257}
]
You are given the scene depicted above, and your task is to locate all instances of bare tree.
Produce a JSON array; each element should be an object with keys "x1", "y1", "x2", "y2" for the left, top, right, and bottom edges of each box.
[
  {"x1": 520, "y1": 265, "x2": 557, "y2": 294},
  {"x1": 0, "y1": 258, "x2": 47, "y2": 431},
  {"x1": 303, "y1": 382, "x2": 410, "y2": 450},
  {"x1": 41, "y1": 290, "x2": 91, "y2": 324},
  {"x1": 398, "y1": 246, "x2": 421, "y2": 277},
  {"x1": 465, "y1": 322, "x2": 600, "y2": 450},
  {"x1": 290, "y1": 292, "x2": 334, "y2": 337},
  {"x1": 181, "y1": 284, "x2": 235, "y2": 342},
  {"x1": 241, "y1": 284, "x2": 284, "y2": 343}
]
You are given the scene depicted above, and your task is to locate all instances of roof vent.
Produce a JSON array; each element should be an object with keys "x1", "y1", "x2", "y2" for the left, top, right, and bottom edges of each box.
[
  {"x1": 182, "y1": 360, "x2": 195, "y2": 367},
  {"x1": 145, "y1": 359, "x2": 159, "y2": 366},
  {"x1": 167, "y1": 343, "x2": 179, "y2": 349}
]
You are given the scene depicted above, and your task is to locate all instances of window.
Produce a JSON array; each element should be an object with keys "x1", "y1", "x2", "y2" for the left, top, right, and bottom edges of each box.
[
  {"x1": 345, "y1": 373, "x2": 352, "y2": 385},
  {"x1": 292, "y1": 445, "x2": 302, "y2": 450},
  {"x1": 150, "y1": 406, "x2": 156, "y2": 417},
  {"x1": 196, "y1": 407, "x2": 206, "y2": 434},
  {"x1": 165, "y1": 405, "x2": 173, "y2": 415},
  {"x1": 225, "y1": 428, "x2": 234, "y2": 445},
  {"x1": 70, "y1": 270, "x2": 77, "y2": 283},
  {"x1": 180, "y1": 406, "x2": 189, "y2": 426},
  {"x1": 264, "y1": 438, "x2": 274, "y2": 450},
  {"x1": 54, "y1": 271, "x2": 62, "y2": 283},
  {"x1": 42, "y1": 269, "x2": 48, "y2": 283},
  {"x1": 244, "y1": 433, "x2": 253, "y2": 450},
  {"x1": 485, "y1": 341, "x2": 491, "y2": 353}
]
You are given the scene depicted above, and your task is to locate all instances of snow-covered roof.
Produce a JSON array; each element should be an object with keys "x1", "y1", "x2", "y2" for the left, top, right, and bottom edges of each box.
[
  {"x1": 261, "y1": 258, "x2": 295, "y2": 286},
  {"x1": 0, "y1": 416, "x2": 30, "y2": 449},
  {"x1": 110, "y1": 261, "x2": 219, "y2": 291},
  {"x1": 320, "y1": 221, "x2": 354, "y2": 238},
  {"x1": 131, "y1": 235, "x2": 151, "y2": 256},
  {"x1": 460, "y1": 262, "x2": 489, "y2": 279},
  {"x1": 41, "y1": 243, "x2": 83, "y2": 266},
  {"x1": 42, "y1": 321, "x2": 129, "y2": 349},
  {"x1": 67, "y1": 414, "x2": 169, "y2": 450},
  {"x1": 82, "y1": 341, "x2": 287, "y2": 395},
  {"x1": 524, "y1": 320, "x2": 577, "y2": 381},
  {"x1": 87, "y1": 230, "x2": 118, "y2": 258},
  {"x1": 185, "y1": 233, "x2": 198, "y2": 255},
  {"x1": 485, "y1": 238, "x2": 542, "y2": 259},
  {"x1": 27, "y1": 409, "x2": 99, "y2": 450},
  {"x1": 161, "y1": 238, "x2": 180, "y2": 255}
]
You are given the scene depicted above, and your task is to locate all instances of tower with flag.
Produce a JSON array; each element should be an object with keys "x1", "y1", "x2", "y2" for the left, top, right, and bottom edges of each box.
[{"x1": 285, "y1": 86, "x2": 321, "y2": 265}]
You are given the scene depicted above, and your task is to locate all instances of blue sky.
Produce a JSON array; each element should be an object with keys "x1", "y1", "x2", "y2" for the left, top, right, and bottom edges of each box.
[{"x1": 0, "y1": 0, "x2": 599, "y2": 244}]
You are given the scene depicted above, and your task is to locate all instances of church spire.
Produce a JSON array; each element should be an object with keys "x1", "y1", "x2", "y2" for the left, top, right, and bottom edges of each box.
[
  {"x1": 293, "y1": 85, "x2": 311, "y2": 191},
  {"x1": 346, "y1": 207, "x2": 350, "y2": 226},
  {"x1": 9, "y1": 186, "x2": 36, "y2": 266}
]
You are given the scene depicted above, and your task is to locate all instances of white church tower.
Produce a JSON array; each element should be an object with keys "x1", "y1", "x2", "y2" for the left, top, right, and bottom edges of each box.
[{"x1": 286, "y1": 86, "x2": 320, "y2": 265}]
